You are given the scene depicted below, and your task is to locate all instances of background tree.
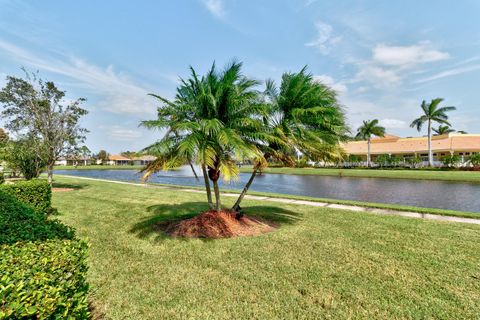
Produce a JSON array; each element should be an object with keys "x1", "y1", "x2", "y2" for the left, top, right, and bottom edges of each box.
[
  {"x1": 0, "y1": 128, "x2": 8, "y2": 145},
  {"x1": 410, "y1": 98, "x2": 456, "y2": 167},
  {"x1": 0, "y1": 70, "x2": 88, "y2": 184},
  {"x1": 96, "y1": 150, "x2": 109, "y2": 165},
  {"x1": 355, "y1": 119, "x2": 385, "y2": 167},
  {"x1": 433, "y1": 125, "x2": 455, "y2": 135},
  {"x1": 120, "y1": 151, "x2": 138, "y2": 159},
  {"x1": 2, "y1": 136, "x2": 47, "y2": 179}
]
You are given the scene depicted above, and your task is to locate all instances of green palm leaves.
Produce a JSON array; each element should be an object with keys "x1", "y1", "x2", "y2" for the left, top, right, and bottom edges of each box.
[
  {"x1": 410, "y1": 98, "x2": 456, "y2": 166},
  {"x1": 141, "y1": 61, "x2": 348, "y2": 212},
  {"x1": 355, "y1": 119, "x2": 385, "y2": 167}
]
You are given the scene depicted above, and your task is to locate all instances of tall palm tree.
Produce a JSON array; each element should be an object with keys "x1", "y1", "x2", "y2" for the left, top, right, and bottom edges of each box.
[
  {"x1": 141, "y1": 61, "x2": 266, "y2": 212},
  {"x1": 232, "y1": 68, "x2": 349, "y2": 211},
  {"x1": 410, "y1": 98, "x2": 456, "y2": 167},
  {"x1": 355, "y1": 119, "x2": 385, "y2": 167},
  {"x1": 433, "y1": 125, "x2": 455, "y2": 135}
]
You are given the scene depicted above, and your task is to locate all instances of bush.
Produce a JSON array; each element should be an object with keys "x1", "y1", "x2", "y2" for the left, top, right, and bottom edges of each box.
[
  {"x1": 470, "y1": 153, "x2": 480, "y2": 167},
  {"x1": 442, "y1": 154, "x2": 461, "y2": 168},
  {"x1": 0, "y1": 240, "x2": 89, "y2": 319},
  {"x1": 0, "y1": 179, "x2": 51, "y2": 214},
  {"x1": 0, "y1": 190, "x2": 74, "y2": 245},
  {"x1": 0, "y1": 172, "x2": 4, "y2": 184}
]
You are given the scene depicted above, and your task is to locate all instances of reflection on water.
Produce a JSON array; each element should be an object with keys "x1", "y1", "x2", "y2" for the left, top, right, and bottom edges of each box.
[{"x1": 55, "y1": 168, "x2": 480, "y2": 213}]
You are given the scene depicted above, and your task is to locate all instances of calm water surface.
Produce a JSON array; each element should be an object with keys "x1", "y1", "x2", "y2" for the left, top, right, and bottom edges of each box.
[{"x1": 55, "y1": 169, "x2": 480, "y2": 213}]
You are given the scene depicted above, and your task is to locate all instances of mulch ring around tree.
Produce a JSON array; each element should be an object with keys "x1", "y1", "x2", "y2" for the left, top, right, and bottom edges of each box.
[
  {"x1": 52, "y1": 188, "x2": 76, "y2": 192},
  {"x1": 157, "y1": 210, "x2": 278, "y2": 239}
]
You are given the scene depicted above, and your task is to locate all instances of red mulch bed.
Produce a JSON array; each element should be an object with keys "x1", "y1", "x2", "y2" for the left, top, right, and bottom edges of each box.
[{"x1": 163, "y1": 210, "x2": 277, "y2": 239}]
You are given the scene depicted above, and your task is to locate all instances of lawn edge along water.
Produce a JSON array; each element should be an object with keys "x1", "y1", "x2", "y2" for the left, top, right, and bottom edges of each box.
[
  {"x1": 239, "y1": 166, "x2": 480, "y2": 183},
  {"x1": 54, "y1": 174, "x2": 480, "y2": 220}
]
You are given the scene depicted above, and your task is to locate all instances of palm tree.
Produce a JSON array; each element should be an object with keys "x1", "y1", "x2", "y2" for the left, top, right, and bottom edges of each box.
[
  {"x1": 355, "y1": 120, "x2": 385, "y2": 167},
  {"x1": 433, "y1": 125, "x2": 455, "y2": 135},
  {"x1": 232, "y1": 68, "x2": 349, "y2": 211},
  {"x1": 141, "y1": 61, "x2": 265, "y2": 212},
  {"x1": 410, "y1": 98, "x2": 456, "y2": 167}
]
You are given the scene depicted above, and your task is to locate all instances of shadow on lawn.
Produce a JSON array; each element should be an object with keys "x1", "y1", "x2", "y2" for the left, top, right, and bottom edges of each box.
[
  {"x1": 129, "y1": 201, "x2": 302, "y2": 241},
  {"x1": 52, "y1": 181, "x2": 89, "y2": 190}
]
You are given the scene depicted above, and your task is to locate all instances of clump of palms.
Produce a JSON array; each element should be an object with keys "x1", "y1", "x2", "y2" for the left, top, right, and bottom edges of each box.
[
  {"x1": 410, "y1": 98, "x2": 456, "y2": 167},
  {"x1": 141, "y1": 62, "x2": 348, "y2": 217},
  {"x1": 141, "y1": 61, "x2": 267, "y2": 212},
  {"x1": 355, "y1": 119, "x2": 385, "y2": 167}
]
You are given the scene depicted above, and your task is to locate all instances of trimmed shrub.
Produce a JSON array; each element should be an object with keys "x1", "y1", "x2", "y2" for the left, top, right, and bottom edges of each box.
[
  {"x1": 0, "y1": 179, "x2": 51, "y2": 214},
  {"x1": 0, "y1": 190, "x2": 74, "y2": 245},
  {"x1": 0, "y1": 240, "x2": 90, "y2": 319}
]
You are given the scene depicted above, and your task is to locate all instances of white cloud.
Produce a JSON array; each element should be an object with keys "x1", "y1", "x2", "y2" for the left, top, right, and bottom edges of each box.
[
  {"x1": 0, "y1": 39, "x2": 156, "y2": 115},
  {"x1": 354, "y1": 65, "x2": 401, "y2": 88},
  {"x1": 305, "y1": 21, "x2": 341, "y2": 55},
  {"x1": 379, "y1": 118, "x2": 408, "y2": 129},
  {"x1": 417, "y1": 64, "x2": 480, "y2": 83},
  {"x1": 201, "y1": 0, "x2": 225, "y2": 19},
  {"x1": 106, "y1": 126, "x2": 143, "y2": 142},
  {"x1": 373, "y1": 42, "x2": 449, "y2": 67},
  {"x1": 313, "y1": 74, "x2": 347, "y2": 93}
]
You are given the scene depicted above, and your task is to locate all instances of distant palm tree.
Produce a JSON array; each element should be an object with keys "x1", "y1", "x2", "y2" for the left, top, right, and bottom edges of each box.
[
  {"x1": 410, "y1": 98, "x2": 456, "y2": 167},
  {"x1": 433, "y1": 125, "x2": 455, "y2": 135},
  {"x1": 355, "y1": 119, "x2": 385, "y2": 167}
]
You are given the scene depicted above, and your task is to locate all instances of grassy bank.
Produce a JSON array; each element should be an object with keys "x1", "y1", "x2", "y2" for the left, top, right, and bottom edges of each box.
[
  {"x1": 52, "y1": 176, "x2": 480, "y2": 319},
  {"x1": 240, "y1": 166, "x2": 480, "y2": 183}
]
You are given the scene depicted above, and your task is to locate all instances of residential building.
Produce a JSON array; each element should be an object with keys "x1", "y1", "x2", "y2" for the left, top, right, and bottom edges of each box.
[{"x1": 342, "y1": 133, "x2": 480, "y2": 166}]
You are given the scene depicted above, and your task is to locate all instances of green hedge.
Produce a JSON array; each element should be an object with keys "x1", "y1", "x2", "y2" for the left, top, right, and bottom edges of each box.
[
  {"x1": 0, "y1": 179, "x2": 51, "y2": 214},
  {"x1": 0, "y1": 240, "x2": 90, "y2": 319},
  {"x1": 0, "y1": 190, "x2": 74, "y2": 245}
]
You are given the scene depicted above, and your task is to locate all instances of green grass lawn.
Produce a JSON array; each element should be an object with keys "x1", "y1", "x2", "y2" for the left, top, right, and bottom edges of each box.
[
  {"x1": 52, "y1": 176, "x2": 480, "y2": 319},
  {"x1": 240, "y1": 166, "x2": 480, "y2": 183}
]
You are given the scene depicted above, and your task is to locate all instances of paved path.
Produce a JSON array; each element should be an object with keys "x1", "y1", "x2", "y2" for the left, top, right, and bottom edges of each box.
[{"x1": 57, "y1": 175, "x2": 480, "y2": 225}]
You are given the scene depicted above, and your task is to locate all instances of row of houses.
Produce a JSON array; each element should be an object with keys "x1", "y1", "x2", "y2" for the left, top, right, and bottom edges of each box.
[
  {"x1": 342, "y1": 133, "x2": 480, "y2": 166},
  {"x1": 55, "y1": 155, "x2": 156, "y2": 166}
]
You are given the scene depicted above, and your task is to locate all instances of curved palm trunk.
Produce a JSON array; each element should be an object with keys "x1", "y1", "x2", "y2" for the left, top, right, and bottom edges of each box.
[
  {"x1": 201, "y1": 164, "x2": 213, "y2": 209},
  {"x1": 232, "y1": 166, "x2": 259, "y2": 211},
  {"x1": 367, "y1": 138, "x2": 371, "y2": 167},
  {"x1": 188, "y1": 159, "x2": 199, "y2": 179},
  {"x1": 428, "y1": 120, "x2": 433, "y2": 167}
]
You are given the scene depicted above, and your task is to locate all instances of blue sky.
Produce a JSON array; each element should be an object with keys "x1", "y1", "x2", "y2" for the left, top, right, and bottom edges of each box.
[{"x1": 1, "y1": 0, "x2": 479, "y2": 153}]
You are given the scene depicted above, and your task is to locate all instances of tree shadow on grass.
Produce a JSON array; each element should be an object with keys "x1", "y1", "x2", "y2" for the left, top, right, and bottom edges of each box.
[
  {"x1": 52, "y1": 181, "x2": 89, "y2": 190},
  {"x1": 129, "y1": 201, "x2": 302, "y2": 241}
]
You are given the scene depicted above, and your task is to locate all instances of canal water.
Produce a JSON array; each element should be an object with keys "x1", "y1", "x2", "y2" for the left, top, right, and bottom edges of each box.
[{"x1": 55, "y1": 169, "x2": 480, "y2": 213}]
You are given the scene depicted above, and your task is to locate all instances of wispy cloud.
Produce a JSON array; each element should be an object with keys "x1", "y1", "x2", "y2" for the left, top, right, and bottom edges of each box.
[
  {"x1": 105, "y1": 125, "x2": 143, "y2": 142},
  {"x1": 373, "y1": 42, "x2": 449, "y2": 67},
  {"x1": 201, "y1": 0, "x2": 226, "y2": 19},
  {"x1": 0, "y1": 38, "x2": 156, "y2": 115},
  {"x1": 305, "y1": 21, "x2": 341, "y2": 55},
  {"x1": 352, "y1": 41, "x2": 450, "y2": 88},
  {"x1": 417, "y1": 63, "x2": 480, "y2": 83},
  {"x1": 313, "y1": 74, "x2": 347, "y2": 94},
  {"x1": 379, "y1": 118, "x2": 408, "y2": 129}
]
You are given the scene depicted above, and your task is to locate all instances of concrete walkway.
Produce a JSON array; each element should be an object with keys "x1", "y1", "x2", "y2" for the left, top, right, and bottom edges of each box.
[{"x1": 57, "y1": 175, "x2": 480, "y2": 225}]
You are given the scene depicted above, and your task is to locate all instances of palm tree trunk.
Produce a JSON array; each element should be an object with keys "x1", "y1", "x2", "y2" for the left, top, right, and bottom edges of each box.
[
  {"x1": 201, "y1": 164, "x2": 213, "y2": 209},
  {"x1": 212, "y1": 179, "x2": 221, "y2": 212},
  {"x1": 367, "y1": 138, "x2": 371, "y2": 167},
  {"x1": 232, "y1": 166, "x2": 259, "y2": 211},
  {"x1": 188, "y1": 159, "x2": 199, "y2": 179},
  {"x1": 428, "y1": 120, "x2": 433, "y2": 167}
]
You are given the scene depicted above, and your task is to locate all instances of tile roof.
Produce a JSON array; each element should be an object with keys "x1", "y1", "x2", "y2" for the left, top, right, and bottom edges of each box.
[
  {"x1": 108, "y1": 154, "x2": 131, "y2": 161},
  {"x1": 343, "y1": 133, "x2": 480, "y2": 155}
]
